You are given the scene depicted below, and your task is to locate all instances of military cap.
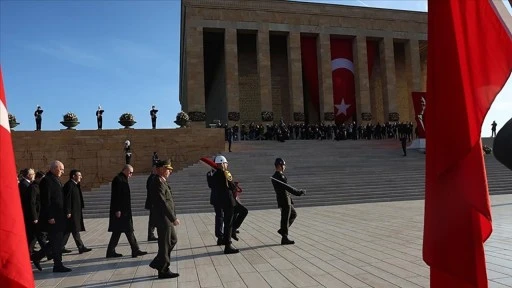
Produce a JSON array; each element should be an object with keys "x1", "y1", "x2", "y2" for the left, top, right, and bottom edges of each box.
[{"x1": 156, "y1": 159, "x2": 173, "y2": 170}]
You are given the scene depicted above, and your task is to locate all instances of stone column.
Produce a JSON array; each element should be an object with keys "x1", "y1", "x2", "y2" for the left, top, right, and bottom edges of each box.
[
  {"x1": 225, "y1": 28, "x2": 240, "y2": 126},
  {"x1": 186, "y1": 26, "x2": 206, "y2": 127},
  {"x1": 318, "y1": 34, "x2": 334, "y2": 123},
  {"x1": 258, "y1": 28, "x2": 273, "y2": 123},
  {"x1": 379, "y1": 37, "x2": 398, "y2": 122},
  {"x1": 405, "y1": 39, "x2": 422, "y2": 122},
  {"x1": 353, "y1": 35, "x2": 372, "y2": 123},
  {"x1": 288, "y1": 31, "x2": 304, "y2": 123}
]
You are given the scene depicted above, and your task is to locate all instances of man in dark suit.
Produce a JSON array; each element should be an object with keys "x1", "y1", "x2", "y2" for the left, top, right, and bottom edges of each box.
[
  {"x1": 18, "y1": 168, "x2": 34, "y2": 200},
  {"x1": 271, "y1": 158, "x2": 305, "y2": 245},
  {"x1": 207, "y1": 164, "x2": 223, "y2": 246},
  {"x1": 96, "y1": 105, "x2": 104, "y2": 129},
  {"x1": 62, "y1": 169, "x2": 92, "y2": 254},
  {"x1": 106, "y1": 164, "x2": 147, "y2": 258},
  {"x1": 210, "y1": 155, "x2": 239, "y2": 254},
  {"x1": 148, "y1": 160, "x2": 180, "y2": 279},
  {"x1": 34, "y1": 105, "x2": 43, "y2": 131},
  {"x1": 145, "y1": 166, "x2": 158, "y2": 241},
  {"x1": 150, "y1": 105, "x2": 158, "y2": 129},
  {"x1": 39, "y1": 160, "x2": 72, "y2": 272}
]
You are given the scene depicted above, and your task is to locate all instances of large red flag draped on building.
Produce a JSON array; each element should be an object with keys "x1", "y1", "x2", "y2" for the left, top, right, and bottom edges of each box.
[
  {"x1": 423, "y1": 0, "x2": 512, "y2": 287},
  {"x1": 330, "y1": 38, "x2": 355, "y2": 124},
  {"x1": 0, "y1": 67, "x2": 35, "y2": 287}
]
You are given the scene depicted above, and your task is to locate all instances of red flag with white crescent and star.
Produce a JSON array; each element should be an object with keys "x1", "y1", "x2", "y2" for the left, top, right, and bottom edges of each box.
[
  {"x1": 330, "y1": 37, "x2": 355, "y2": 124},
  {"x1": 0, "y1": 67, "x2": 35, "y2": 287},
  {"x1": 423, "y1": 0, "x2": 512, "y2": 287}
]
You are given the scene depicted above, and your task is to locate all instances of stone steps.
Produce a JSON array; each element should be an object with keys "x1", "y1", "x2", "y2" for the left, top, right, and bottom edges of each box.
[{"x1": 83, "y1": 139, "x2": 512, "y2": 218}]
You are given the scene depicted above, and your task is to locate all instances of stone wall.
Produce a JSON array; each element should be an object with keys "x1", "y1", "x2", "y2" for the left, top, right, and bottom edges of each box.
[{"x1": 12, "y1": 128, "x2": 224, "y2": 190}]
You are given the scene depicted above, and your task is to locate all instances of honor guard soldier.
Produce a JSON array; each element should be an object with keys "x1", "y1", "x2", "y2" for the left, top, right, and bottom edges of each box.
[
  {"x1": 271, "y1": 158, "x2": 305, "y2": 245},
  {"x1": 96, "y1": 105, "x2": 104, "y2": 129},
  {"x1": 148, "y1": 160, "x2": 180, "y2": 279},
  {"x1": 210, "y1": 155, "x2": 239, "y2": 254},
  {"x1": 150, "y1": 105, "x2": 158, "y2": 129},
  {"x1": 34, "y1": 105, "x2": 43, "y2": 131}
]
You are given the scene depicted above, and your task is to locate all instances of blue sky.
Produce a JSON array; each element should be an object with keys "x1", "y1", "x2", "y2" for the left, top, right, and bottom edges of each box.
[{"x1": 0, "y1": 0, "x2": 510, "y2": 135}]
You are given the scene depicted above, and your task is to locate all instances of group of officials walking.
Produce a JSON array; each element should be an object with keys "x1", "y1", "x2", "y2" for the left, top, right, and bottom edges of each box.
[{"x1": 23, "y1": 155, "x2": 304, "y2": 280}]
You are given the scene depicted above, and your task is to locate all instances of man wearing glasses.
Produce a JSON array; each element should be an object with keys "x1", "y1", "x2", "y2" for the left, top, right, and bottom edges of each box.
[{"x1": 106, "y1": 165, "x2": 147, "y2": 258}]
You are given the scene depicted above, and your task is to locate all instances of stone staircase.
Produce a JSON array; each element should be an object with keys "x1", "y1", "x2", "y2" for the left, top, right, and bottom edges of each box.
[{"x1": 83, "y1": 139, "x2": 512, "y2": 218}]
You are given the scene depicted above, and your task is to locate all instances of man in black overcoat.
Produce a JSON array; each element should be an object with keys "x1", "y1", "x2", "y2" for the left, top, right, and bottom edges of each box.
[
  {"x1": 106, "y1": 164, "x2": 147, "y2": 258},
  {"x1": 38, "y1": 160, "x2": 72, "y2": 272},
  {"x1": 271, "y1": 158, "x2": 305, "y2": 245},
  {"x1": 150, "y1": 105, "x2": 158, "y2": 129},
  {"x1": 34, "y1": 105, "x2": 43, "y2": 131},
  {"x1": 62, "y1": 169, "x2": 92, "y2": 254},
  {"x1": 145, "y1": 166, "x2": 158, "y2": 241},
  {"x1": 148, "y1": 160, "x2": 180, "y2": 279},
  {"x1": 207, "y1": 164, "x2": 223, "y2": 245}
]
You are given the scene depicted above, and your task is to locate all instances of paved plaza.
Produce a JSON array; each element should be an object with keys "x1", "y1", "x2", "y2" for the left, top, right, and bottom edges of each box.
[{"x1": 34, "y1": 194, "x2": 512, "y2": 288}]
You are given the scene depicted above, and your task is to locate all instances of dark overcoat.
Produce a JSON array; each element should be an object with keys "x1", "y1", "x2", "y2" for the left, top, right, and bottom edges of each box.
[
  {"x1": 63, "y1": 180, "x2": 86, "y2": 232},
  {"x1": 39, "y1": 172, "x2": 67, "y2": 232},
  {"x1": 108, "y1": 173, "x2": 134, "y2": 232}
]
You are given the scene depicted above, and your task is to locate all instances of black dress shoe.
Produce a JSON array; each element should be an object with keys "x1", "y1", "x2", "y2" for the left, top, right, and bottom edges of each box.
[
  {"x1": 158, "y1": 271, "x2": 180, "y2": 279},
  {"x1": 224, "y1": 246, "x2": 239, "y2": 254},
  {"x1": 62, "y1": 248, "x2": 72, "y2": 254},
  {"x1": 132, "y1": 250, "x2": 148, "y2": 258},
  {"x1": 281, "y1": 237, "x2": 295, "y2": 245},
  {"x1": 231, "y1": 234, "x2": 239, "y2": 241},
  {"x1": 53, "y1": 266, "x2": 72, "y2": 273},
  {"x1": 79, "y1": 247, "x2": 92, "y2": 254},
  {"x1": 147, "y1": 236, "x2": 158, "y2": 242},
  {"x1": 106, "y1": 252, "x2": 123, "y2": 258}
]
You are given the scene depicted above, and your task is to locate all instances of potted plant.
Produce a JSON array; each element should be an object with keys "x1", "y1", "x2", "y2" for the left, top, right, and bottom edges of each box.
[
  {"x1": 60, "y1": 112, "x2": 80, "y2": 129},
  {"x1": 119, "y1": 113, "x2": 136, "y2": 128},
  {"x1": 174, "y1": 111, "x2": 190, "y2": 128},
  {"x1": 8, "y1": 113, "x2": 20, "y2": 129}
]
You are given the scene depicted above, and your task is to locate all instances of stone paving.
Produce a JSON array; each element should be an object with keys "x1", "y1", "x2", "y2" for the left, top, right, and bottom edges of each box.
[{"x1": 34, "y1": 194, "x2": 512, "y2": 288}]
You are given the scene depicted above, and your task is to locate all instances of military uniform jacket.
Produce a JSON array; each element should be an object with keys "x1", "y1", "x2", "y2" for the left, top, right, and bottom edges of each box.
[
  {"x1": 108, "y1": 173, "x2": 134, "y2": 232},
  {"x1": 271, "y1": 171, "x2": 302, "y2": 208},
  {"x1": 149, "y1": 176, "x2": 177, "y2": 227},
  {"x1": 63, "y1": 180, "x2": 86, "y2": 232},
  {"x1": 210, "y1": 169, "x2": 236, "y2": 208},
  {"x1": 39, "y1": 172, "x2": 67, "y2": 232}
]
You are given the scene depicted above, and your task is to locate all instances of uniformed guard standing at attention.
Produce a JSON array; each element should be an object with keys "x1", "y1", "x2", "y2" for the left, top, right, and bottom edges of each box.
[
  {"x1": 148, "y1": 159, "x2": 180, "y2": 279},
  {"x1": 150, "y1": 105, "x2": 158, "y2": 129},
  {"x1": 96, "y1": 105, "x2": 104, "y2": 129},
  {"x1": 210, "y1": 155, "x2": 239, "y2": 254},
  {"x1": 34, "y1": 105, "x2": 43, "y2": 131},
  {"x1": 271, "y1": 158, "x2": 305, "y2": 245}
]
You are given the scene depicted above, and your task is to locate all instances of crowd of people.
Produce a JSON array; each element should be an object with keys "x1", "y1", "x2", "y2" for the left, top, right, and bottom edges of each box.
[{"x1": 18, "y1": 154, "x2": 305, "y2": 280}]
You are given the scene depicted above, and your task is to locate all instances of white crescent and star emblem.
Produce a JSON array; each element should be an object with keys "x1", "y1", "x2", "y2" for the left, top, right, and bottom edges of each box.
[{"x1": 331, "y1": 57, "x2": 355, "y2": 116}]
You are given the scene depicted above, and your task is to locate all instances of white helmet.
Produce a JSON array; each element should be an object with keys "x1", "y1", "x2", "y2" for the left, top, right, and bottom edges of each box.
[{"x1": 214, "y1": 155, "x2": 228, "y2": 164}]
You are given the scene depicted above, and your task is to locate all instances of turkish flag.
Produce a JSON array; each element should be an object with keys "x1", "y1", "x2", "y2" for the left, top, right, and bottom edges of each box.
[
  {"x1": 423, "y1": 1, "x2": 512, "y2": 288},
  {"x1": 330, "y1": 38, "x2": 354, "y2": 124},
  {"x1": 0, "y1": 68, "x2": 35, "y2": 287}
]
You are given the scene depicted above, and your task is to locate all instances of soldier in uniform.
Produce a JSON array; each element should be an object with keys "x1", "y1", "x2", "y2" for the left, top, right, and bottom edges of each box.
[
  {"x1": 145, "y1": 166, "x2": 158, "y2": 241},
  {"x1": 150, "y1": 105, "x2": 158, "y2": 129},
  {"x1": 96, "y1": 105, "x2": 104, "y2": 129},
  {"x1": 207, "y1": 160, "x2": 223, "y2": 245},
  {"x1": 34, "y1": 105, "x2": 43, "y2": 131},
  {"x1": 210, "y1": 155, "x2": 239, "y2": 254},
  {"x1": 148, "y1": 160, "x2": 180, "y2": 279},
  {"x1": 271, "y1": 158, "x2": 305, "y2": 245}
]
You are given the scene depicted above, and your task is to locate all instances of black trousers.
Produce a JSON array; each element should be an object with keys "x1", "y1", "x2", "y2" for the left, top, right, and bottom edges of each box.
[
  {"x1": 151, "y1": 118, "x2": 157, "y2": 129},
  {"x1": 148, "y1": 210, "x2": 156, "y2": 237},
  {"x1": 222, "y1": 205, "x2": 234, "y2": 245},
  {"x1": 228, "y1": 140, "x2": 232, "y2": 152},
  {"x1": 62, "y1": 231, "x2": 85, "y2": 250},
  {"x1": 107, "y1": 231, "x2": 140, "y2": 253},
  {"x1": 97, "y1": 117, "x2": 102, "y2": 129},
  {"x1": 280, "y1": 205, "x2": 297, "y2": 237},
  {"x1": 48, "y1": 231, "x2": 64, "y2": 267},
  {"x1": 150, "y1": 224, "x2": 177, "y2": 273},
  {"x1": 232, "y1": 202, "x2": 248, "y2": 233},
  {"x1": 35, "y1": 118, "x2": 42, "y2": 130},
  {"x1": 213, "y1": 205, "x2": 224, "y2": 238}
]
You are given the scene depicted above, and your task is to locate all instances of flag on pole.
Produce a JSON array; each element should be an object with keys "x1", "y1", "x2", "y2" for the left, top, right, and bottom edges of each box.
[
  {"x1": 423, "y1": 0, "x2": 512, "y2": 287},
  {"x1": 0, "y1": 67, "x2": 35, "y2": 287}
]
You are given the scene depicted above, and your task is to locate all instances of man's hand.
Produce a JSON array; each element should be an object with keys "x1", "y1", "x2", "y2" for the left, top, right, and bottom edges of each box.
[
  {"x1": 115, "y1": 211, "x2": 121, "y2": 218},
  {"x1": 67, "y1": 214, "x2": 71, "y2": 219},
  {"x1": 48, "y1": 218, "x2": 55, "y2": 224},
  {"x1": 173, "y1": 219, "x2": 180, "y2": 226},
  {"x1": 299, "y1": 189, "x2": 306, "y2": 196},
  {"x1": 33, "y1": 219, "x2": 38, "y2": 224}
]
